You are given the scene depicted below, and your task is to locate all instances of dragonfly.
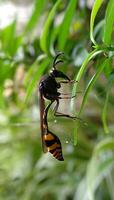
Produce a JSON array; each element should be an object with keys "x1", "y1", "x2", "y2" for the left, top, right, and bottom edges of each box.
[{"x1": 39, "y1": 52, "x2": 78, "y2": 161}]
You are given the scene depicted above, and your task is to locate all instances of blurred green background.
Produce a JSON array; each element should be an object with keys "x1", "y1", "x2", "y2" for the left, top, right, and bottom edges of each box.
[{"x1": 0, "y1": 0, "x2": 114, "y2": 199}]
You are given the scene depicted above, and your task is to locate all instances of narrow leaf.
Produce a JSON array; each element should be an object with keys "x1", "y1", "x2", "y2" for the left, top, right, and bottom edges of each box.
[
  {"x1": 24, "y1": 0, "x2": 45, "y2": 33},
  {"x1": 87, "y1": 138, "x2": 114, "y2": 200},
  {"x1": 76, "y1": 138, "x2": 114, "y2": 200},
  {"x1": 72, "y1": 49, "x2": 103, "y2": 145},
  {"x1": 102, "y1": 90, "x2": 110, "y2": 134},
  {"x1": 79, "y1": 58, "x2": 108, "y2": 115},
  {"x1": 24, "y1": 59, "x2": 49, "y2": 103},
  {"x1": 103, "y1": 0, "x2": 114, "y2": 45},
  {"x1": 102, "y1": 68, "x2": 114, "y2": 134},
  {"x1": 90, "y1": 0, "x2": 104, "y2": 45},
  {"x1": 24, "y1": 55, "x2": 47, "y2": 86},
  {"x1": 0, "y1": 21, "x2": 17, "y2": 55},
  {"x1": 95, "y1": 138, "x2": 114, "y2": 154},
  {"x1": 40, "y1": 0, "x2": 61, "y2": 53},
  {"x1": 58, "y1": 0, "x2": 77, "y2": 50},
  {"x1": 87, "y1": 154, "x2": 114, "y2": 200},
  {"x1": 72, "y1": 49, "x2": 103, "y2": 98}
]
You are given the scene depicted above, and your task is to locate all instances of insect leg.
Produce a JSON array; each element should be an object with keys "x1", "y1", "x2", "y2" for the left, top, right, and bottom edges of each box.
[
  {"x1": 58, "y1": 95, "x2": 76, "y2": 99},
  {"x1": 53, "y1": 99, "x2": 80, "y2": 120},
  {"x1": 45, "y1": 93, "x2": 76, "y2": 100},
  {"x1": 58, "y1": 80, "x2": 78, "y2": 84}
]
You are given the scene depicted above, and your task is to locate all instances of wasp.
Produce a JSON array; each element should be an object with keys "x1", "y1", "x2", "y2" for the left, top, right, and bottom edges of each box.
[{"x1": 39, "y1": 52, "x2": 77, "y2": 161}]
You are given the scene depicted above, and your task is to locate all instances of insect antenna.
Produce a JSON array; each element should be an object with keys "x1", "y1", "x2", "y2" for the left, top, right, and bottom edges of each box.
[
  {"x1": 53, "y1": 52, "x2": 64, "y2": 69},
  {"x1": 54, "y1": 59, "x2": 63, "y2": 68}
]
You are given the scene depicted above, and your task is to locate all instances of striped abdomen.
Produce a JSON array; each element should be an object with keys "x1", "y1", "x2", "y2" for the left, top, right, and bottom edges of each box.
[{"x1": 43, "y1": 132, "x2": 64, "y2": 161}]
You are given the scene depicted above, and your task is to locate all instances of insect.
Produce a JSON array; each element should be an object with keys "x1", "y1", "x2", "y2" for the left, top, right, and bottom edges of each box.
[{"x1": 39, "y1": 52, "x2": 77, "y2": 161}]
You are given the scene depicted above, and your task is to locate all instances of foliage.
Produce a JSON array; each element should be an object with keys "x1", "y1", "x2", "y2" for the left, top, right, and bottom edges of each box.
[{"x1": 0, "y1": 0, "x2": 114, "y2": 200}]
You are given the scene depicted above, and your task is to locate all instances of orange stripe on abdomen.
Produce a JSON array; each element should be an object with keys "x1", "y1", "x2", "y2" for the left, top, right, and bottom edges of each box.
[
  {"x1": 43, "y1": 133, "x2": 55, "y2": 140},
  {"x1": 43, "y1": 132, "x2": 64, "y2": 161}
]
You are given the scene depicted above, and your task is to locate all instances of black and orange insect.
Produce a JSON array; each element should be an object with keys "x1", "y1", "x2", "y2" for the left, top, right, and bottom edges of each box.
[{"x1": 39, "y1": 52, "x2": 77, "y2": 161}]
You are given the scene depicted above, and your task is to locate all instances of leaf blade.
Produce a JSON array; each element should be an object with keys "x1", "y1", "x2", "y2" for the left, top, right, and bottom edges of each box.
[
  {"x1": 90, "y1": 0, "x2": 104, "y2": 45},
  {"x1": 103, "y1": 0, "x2": 114, "y2": 45},
  {"x1": 58, "y1": 0, "x2": 78, "y2": 50},
  {"x1": 79, "y1": 58, "x2": 109, "y2": 115},
  {"x1": 24, "y1": 0, "x2": 45, "y2": 33},
  {"x1": 102, "y1": 68, "x2": 114, "y2": 134},
  {"x1": 40, "y1": 0, "x2": 61, "y2": 53},
  {"x1": 24, "y1": 59, "x2": 49, "y2": 104}
]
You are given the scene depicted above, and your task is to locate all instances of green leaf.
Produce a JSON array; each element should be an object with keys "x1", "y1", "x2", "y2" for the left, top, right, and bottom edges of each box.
[
  {"x1": 90, "y1": 0, "x2": 104, "y2": 45},
  {"x1": 0, "y1": 60, "x2": 13, "y2": 83},
  {"x1": 103, "y1": 0, "x2": 114, "y2": 45},
  {"x1": 72, "y1": 49, "x2": 103, "y2": 145},
  {"x1": 24, "y1": 59, "x2": 49, "y2": 103},
  {"x1": 94, "y1": 19, "x2": 104, "y2": 40},
  {"x1": 58, "y1": 0, "x2": 77, "y2": 50},
  {"x1": 24, "y1": 54, "x2": 47, "y2": 86},
  {"x1": 24, "y1": 0, "x2": 45, "y2": 33},
  {"x1": 79, "y1": 58, "x2": 108, "y2": 115},
  {"x1": 72, "y1": 49, "x2": 103, "y2": 98},
  {"x1": 49, "y1": 25, "x2": 61, "y2": 55},
  {"x1": 102, "y1": 89, "x2": 110, "y2": 134},
  {"x1": 102, "y1": 69, "x2": 114, "y2": 134},
  {"x1": 0, "y1": 21, "x2": 18, "y2": 55},
  {"x1": 95, "y1": 138, "x2": 114, "y2": 154},
  {"x1": 0, "y1": 86, "x2": 5, "y2": 108},
  {"x1": 75, "y1": 138, "x2": 114, "y2": 200},
  {"x1": 40, "y1": 0, "x2": 61, "y2": 53},
  {"x1": 87, "y1": 154, "x2": 114, "y2": 200},
  {"x1": 103, "y1": 58, "x2": 111, "y2": 78},
  {"x1": 0, "y1": 21, "x2": 23, "y2": 56},
  {"x1": 87, "y1": 138, "x2": 114, "y2": 200}
]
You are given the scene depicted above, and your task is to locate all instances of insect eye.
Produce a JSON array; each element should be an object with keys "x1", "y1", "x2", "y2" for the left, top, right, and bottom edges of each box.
[{"x1": 39, "y1": 82, "x2": 44, "y2": 90}]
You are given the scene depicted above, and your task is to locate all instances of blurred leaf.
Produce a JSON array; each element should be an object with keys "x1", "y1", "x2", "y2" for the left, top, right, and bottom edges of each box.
[
  {"x1": 0, "y1": 86, "x2": 5, "y2": 108},
  {"x1": 50, "y1": 25, "x2": 60, "y2": 55},
  {"x1": 72, "y1": 49, "x2": 103, "y2": 146},
  {"x1": 103, "y1": 57, "x2": 111, "y2": 78},
  {"x1": 0, "y1": 20, "x2": 16, "y2": 49},
  {"x1": 24, "y1": 54, "x2": 47, "y2": 86},
  {"x1": 102, "y1": 89, "x2": 110, "y2": 134},
  {"x1": 24, "y1": 59, "x2": 50, "y2": 103},
  {"x1": 102, "y1": 69, "x2": 114, "y2": 134},
  {"x1": 58, "y1": 0, "x2": 77, "y2": 50},
  {"x1": 24, "y1": 0, "x2": 45, "y2": 33},
  {"x1": 87, "y1": 138, "x2": 114, "y2": 200},
  {"x1": 79, "y1": 58, "x2": 109, "y2": 115},
  {"x1": 75, "y1": 138, "x2": 114, "y2": 200},
  {"x1": 0, "y1": 60, "x2": 14, "y2": 83},
  {"x1": 94, "y1": 20, "x2": 104, "y2": 39},
  {"x1": 103, "y1": 0, "x2": 114, "y2": 45},
  {"x1": 87, "y1": 154, "x2": 114, "y2": 200},
  {"x1": 106, "y1": 172, "x2": 114, "y2": 200},
  {"x1": 90, "y1": 0, "x2": 104, "y2": 45},
  {"x1": 72, "y1": 44, "x2": 88, "y2": 67},
  {"x1": 108, "y1": 70, "x2": 114, "y2": 84},
  {"x1": 40, "y1": 0, "x2": 61, "y2": 53},
  {"x1": 74, "y1": 178, "x2": 89, "y2": 200},
  {"x1": 0, "y1": 21, "x2": 22, "y2": 56},
  {"x1": 95, "y1": 138, "x2": 114, "y2": 154},
  {"x1": 72, "y1": 49, "x2": 103, "y2": 101}
]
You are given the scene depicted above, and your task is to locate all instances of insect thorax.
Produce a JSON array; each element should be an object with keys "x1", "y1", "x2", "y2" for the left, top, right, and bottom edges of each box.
[{"x1": 39, "y1": 75, "x2": 61, "y2": 97}]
